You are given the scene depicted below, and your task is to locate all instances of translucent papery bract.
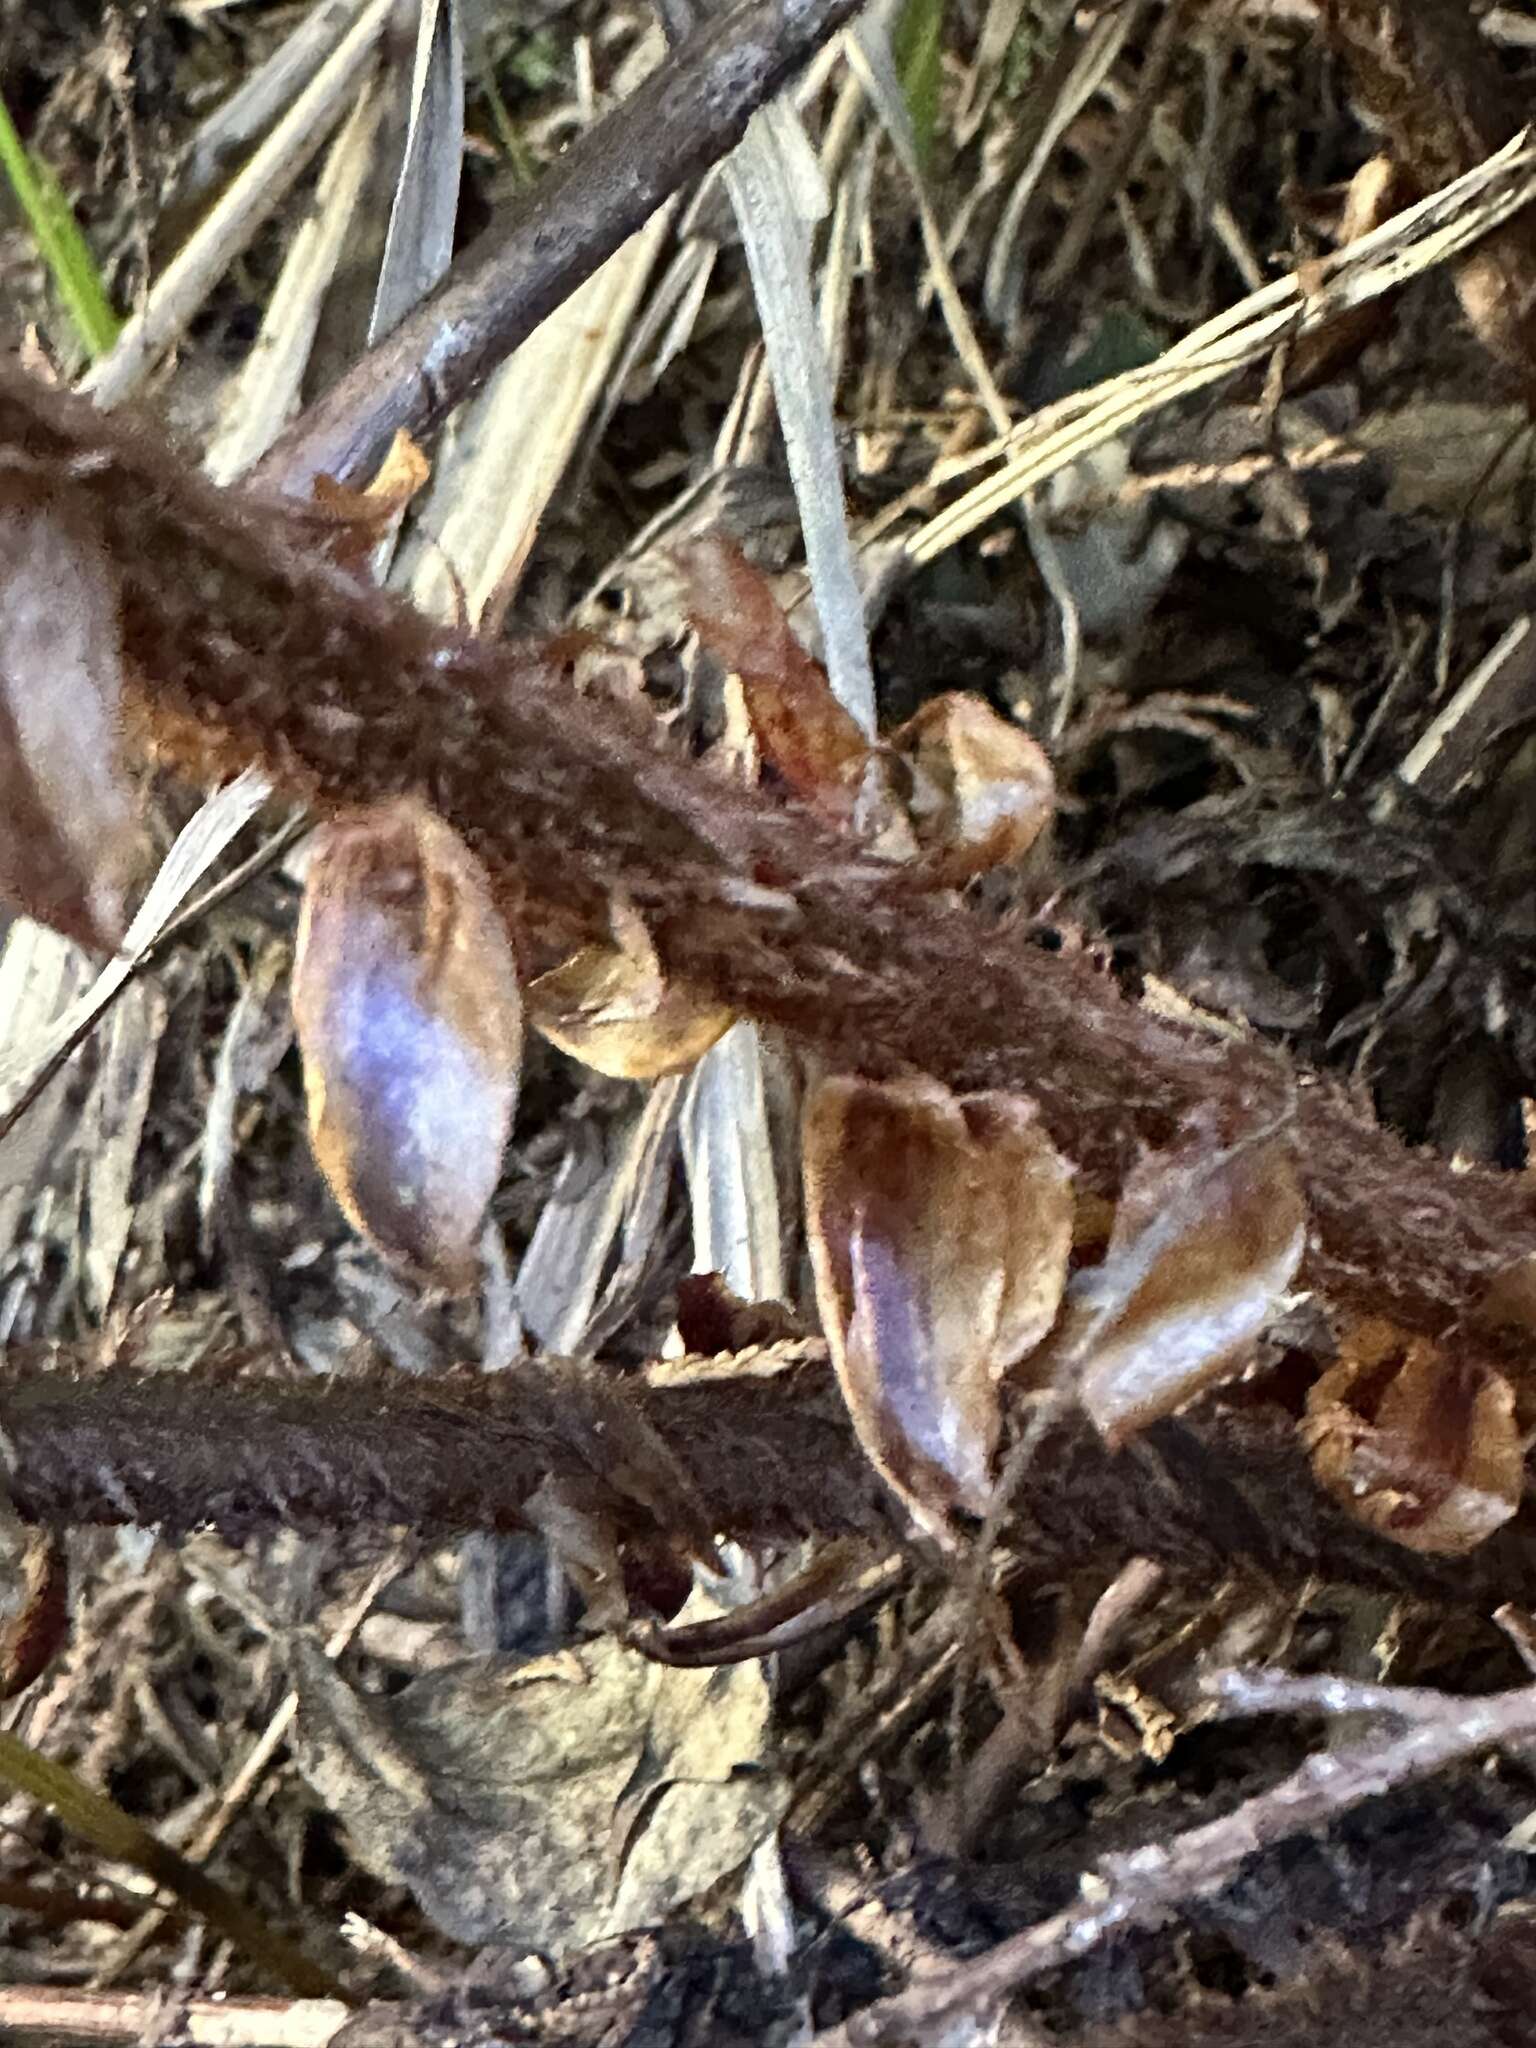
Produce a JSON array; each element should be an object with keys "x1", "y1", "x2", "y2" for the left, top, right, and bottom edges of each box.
[
  {"x1": 676, "y1": 537, "x2": 870, "y2": 819},
  {"x1": 0, "y1": 471, "x2": 136, "y2": 949},
  {"x1": 1305, "y1": 1318, "x2": 1523, "y2": 1556},
  {"x1": 804, "y1": 1073, "x2": 1073, "y2": 1536},
  {"x1": 892, "y1": 692, "x2": 1056, "y2": 882},
  {"x1": 294, "y1": 799, "x2": 522, "y2": 1289},
  {"x1": 1068, "y1": 1126, "x2": 1307, "y2": 1447},
  {"x1": 527, "y1": 908, "x2": 733, "y2": 1080}
]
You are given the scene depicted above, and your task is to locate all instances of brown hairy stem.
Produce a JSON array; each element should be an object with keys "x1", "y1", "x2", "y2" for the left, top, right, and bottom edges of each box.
[
  {"x1": 253, "y1": 0, "x2": 870, "y2": 495},
  {"x1": 5, "y1": 1347, "x2": 1536, "y2": 1611},
  {"x1": 2, "y1": 364, "x2": 1534, "y2": 1335}
]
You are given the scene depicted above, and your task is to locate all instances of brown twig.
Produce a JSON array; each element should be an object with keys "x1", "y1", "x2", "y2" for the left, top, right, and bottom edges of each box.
[
  {"x1": 5, "y1": 1348, "x2": 1536, "y2": 1612},
  {"x1": 1, "y1": 367, "x2": 1533, "y2": 1338},
  {"x1": 821, "y1": 1670, "x2": 1536, "y2": 2045},
  {"x1": 250, "y1": 0, "x2": 869, "y2": 495}
]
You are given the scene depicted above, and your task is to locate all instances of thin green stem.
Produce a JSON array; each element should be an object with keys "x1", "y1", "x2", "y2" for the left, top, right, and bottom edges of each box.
[{"x1": 0, "y1": 93, "x2": 121, "y2": 360}]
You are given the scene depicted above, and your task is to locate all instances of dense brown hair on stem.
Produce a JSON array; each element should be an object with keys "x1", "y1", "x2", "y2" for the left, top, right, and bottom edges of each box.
[
  {"x1": 2, "y1": 365, "x2": 1534, "y2": 1336},
  {"x1": 7, "y1": 1346, "x2": 1536, "y2": 1613}
]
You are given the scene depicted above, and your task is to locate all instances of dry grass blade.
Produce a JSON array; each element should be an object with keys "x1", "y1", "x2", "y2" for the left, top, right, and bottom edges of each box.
[
  {"x1": 0, "y1": 1989, "x2": 352, "y2": 2046},
  {"x1": 166, "y1": 0, "x2": 377, "y2": 220},
  {"x1": 81, "y1": 0, "x2": 393, "y2": 409},
  {"x1": 204, "y1": 85, "x2": 387, "y2": 486},
  {"x1": 909, "y1": 134, "x2": 1536, "y2": 564},
  {"x1": 723, "y1": 98, "x2": 876, "y2": 730},
  {"x1": 0, "y1": 1729, "x2": 342, "y2": 1998},
  {"x1": 368, "y1": 0, "x2": 464, "y2": 346},
  {"x1": 0, "y1": 771, "x2": 273, "y2": 1146}
]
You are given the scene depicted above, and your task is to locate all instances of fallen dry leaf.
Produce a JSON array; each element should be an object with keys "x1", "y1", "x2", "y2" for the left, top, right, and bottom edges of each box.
[
  {"x1": 0, "y1": 468, "x2": 136, "y2": 949},
  {"x1": 1059, "y1": 1119, "x2": 1307, "y2": 1447},
  {"x1": 527, "y1": 899, "x2": 732, "y2": 1078},
  {"x1": 804, "y1": 1073, "x2": 1073, "y2": 1533},
  {"x1": 892, "y1": 692, "x2": 1055, "y2": 881},
  {"x1": 293, "y1": 796, "x2": 522, "y2": 1289},
  {"x1": 290, "y1": 1616, "x2": 786, "y2": 1952},
  {"x1": 1304, "y1": 1318, "x2": 1523, "y2": 1555}
]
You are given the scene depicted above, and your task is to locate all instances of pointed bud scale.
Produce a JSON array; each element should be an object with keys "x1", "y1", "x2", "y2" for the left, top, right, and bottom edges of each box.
[
  {"x1": 1304, "y1": 1318, "x2": 1522, "y2": 1556},
  {"x1": 0, "y1": 470, "x2": 136, "y2": 949},
  {"x1": 1064, "y1": 1121, "x2": 1307, "y2": 1447},
  {"x1": 293, "y1": 798, "x2": 522, "y2": 1289},
  {"x1": 804, "y1": 1074, "x2": 1073, "y2": 1535},
  {"x1": 891, "y1": 693, "x2": 1056, "y2": 882},
  {"x1": 527, "y1": 901, "x2": 732, "y2": 1079},
  {"x1": 675, "y1": 537, "x2": 869, "y2": 821}
]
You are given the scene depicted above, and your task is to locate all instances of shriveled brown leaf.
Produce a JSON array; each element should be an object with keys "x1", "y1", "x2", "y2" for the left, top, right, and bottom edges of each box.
[
  {"x1": 290, "y1": 1619, "x2": 786, "y2": 1952},
  {"x1": 527, "y1": 900, "x2": 732, "y2": 1078},
  {"x1": 804, "y1": 1073, "x2": 1073, "y2": 1533},
  {"x1": 892, "y1": 692, "x2": 1055, "y2": 881},
  {"x1": 0, "y1": 469, "x2": 136, "y2": 949},
  {"x1": 1304, "y1": 1318, "x2": 1523, "y2": 1555},
  {"x1": 293, "y1": 796, "x2": 522, "y2": 1289},
  {"x1": 1059, "y1": 1119, "x2": 1307, "y2": 1447},
  {"x1": 0, "y1": 1520, "x2": 65, "y2": 1700},
  {"x1": 676, "y1": 536, "x2": 869, "y2": 821},
  {"x1": 306, "y1": 430, "x2": 432, "y2": 572}
]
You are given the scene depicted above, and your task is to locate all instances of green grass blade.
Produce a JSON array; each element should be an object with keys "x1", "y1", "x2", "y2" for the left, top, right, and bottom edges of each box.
[{"x1": 0, "y1": 92, "x2": 121, "y2": 360}]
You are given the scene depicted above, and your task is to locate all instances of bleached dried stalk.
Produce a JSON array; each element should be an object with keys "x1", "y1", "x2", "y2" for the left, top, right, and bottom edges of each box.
[
  {"x1": 824, "y1": 1671, "x2": 1536, "y2": 2045},
  {"x1": 908, "y1": 134, "x2": 1536, "y2": 563}
]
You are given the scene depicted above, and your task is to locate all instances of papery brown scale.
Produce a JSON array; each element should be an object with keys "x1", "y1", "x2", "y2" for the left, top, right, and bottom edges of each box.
[
  {"x1": 302, "y1": 431, "x2": 432, "y2": 575},
  {"x1": 1304, "y1": 1318, "x2": 1523, "y2": 1556},
  {"x1": 891, "y1": 693, "x2": 1056, "y2": 882},
  {"x1": 293, "y1": 797, "x2": 522, "y2": 1289},
  {"x1": 1062, "y1": 1120, "x2": 1307, "y2": 1447},
  {"x1": 675, "y1": 537, "x2": 869, "y2": 820},
  {"x1": 804, "y1": 1073, "x2": 1073, "y2": 1535},
  {"x1": 526, "y1": 901, "x2": 733, "y2": 1078},
  {"x1": 0, "y1": 469, "x2": 136, "y2": 949}
]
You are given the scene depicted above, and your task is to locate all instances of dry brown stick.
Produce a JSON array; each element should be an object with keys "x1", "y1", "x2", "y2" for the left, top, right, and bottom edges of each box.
[
  {"x1": 3, "y1": 365, "x2": 1536, "y2": 1333},
  {"x1": 251, "y1": 0, "x2": 870, "y2": 495},
  {"x1": 6, "y1": 1348, "x2": 1536, "y2": 1613},
  {"x1": 821, "y1": 1670, "x2": 1536, "y2": 2046}
]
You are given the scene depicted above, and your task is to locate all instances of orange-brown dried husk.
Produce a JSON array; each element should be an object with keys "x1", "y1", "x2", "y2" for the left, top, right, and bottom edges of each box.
[
  {"x1": 293, "y1": 797, "x2": 522, "y2": 1290},
  {"x1": 804, "y1": 1073, "x2": 1073, "y2": 1534},
  {"x1": 892, "y1": 692, "x2": 1055, "y2": 882},
  {"x1": 1304, "y1": 1318, "x2": 1523, "y2": 1556},
  {"x1": 0, "y1": 470, "x2": 137, "y2": 949},
  {"x1": 527, "y1": 901, "x2": 733, "y2": 1078},
  {"x1": 675, "y1": 536, "x2": 870, "y2": 822},
  {"x1": 303, "y1": 430, "x2": 431, "y2": 573},
  {"x1": 1066, "y1": 1121, "x2": 1307, "y2": 1447}
]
